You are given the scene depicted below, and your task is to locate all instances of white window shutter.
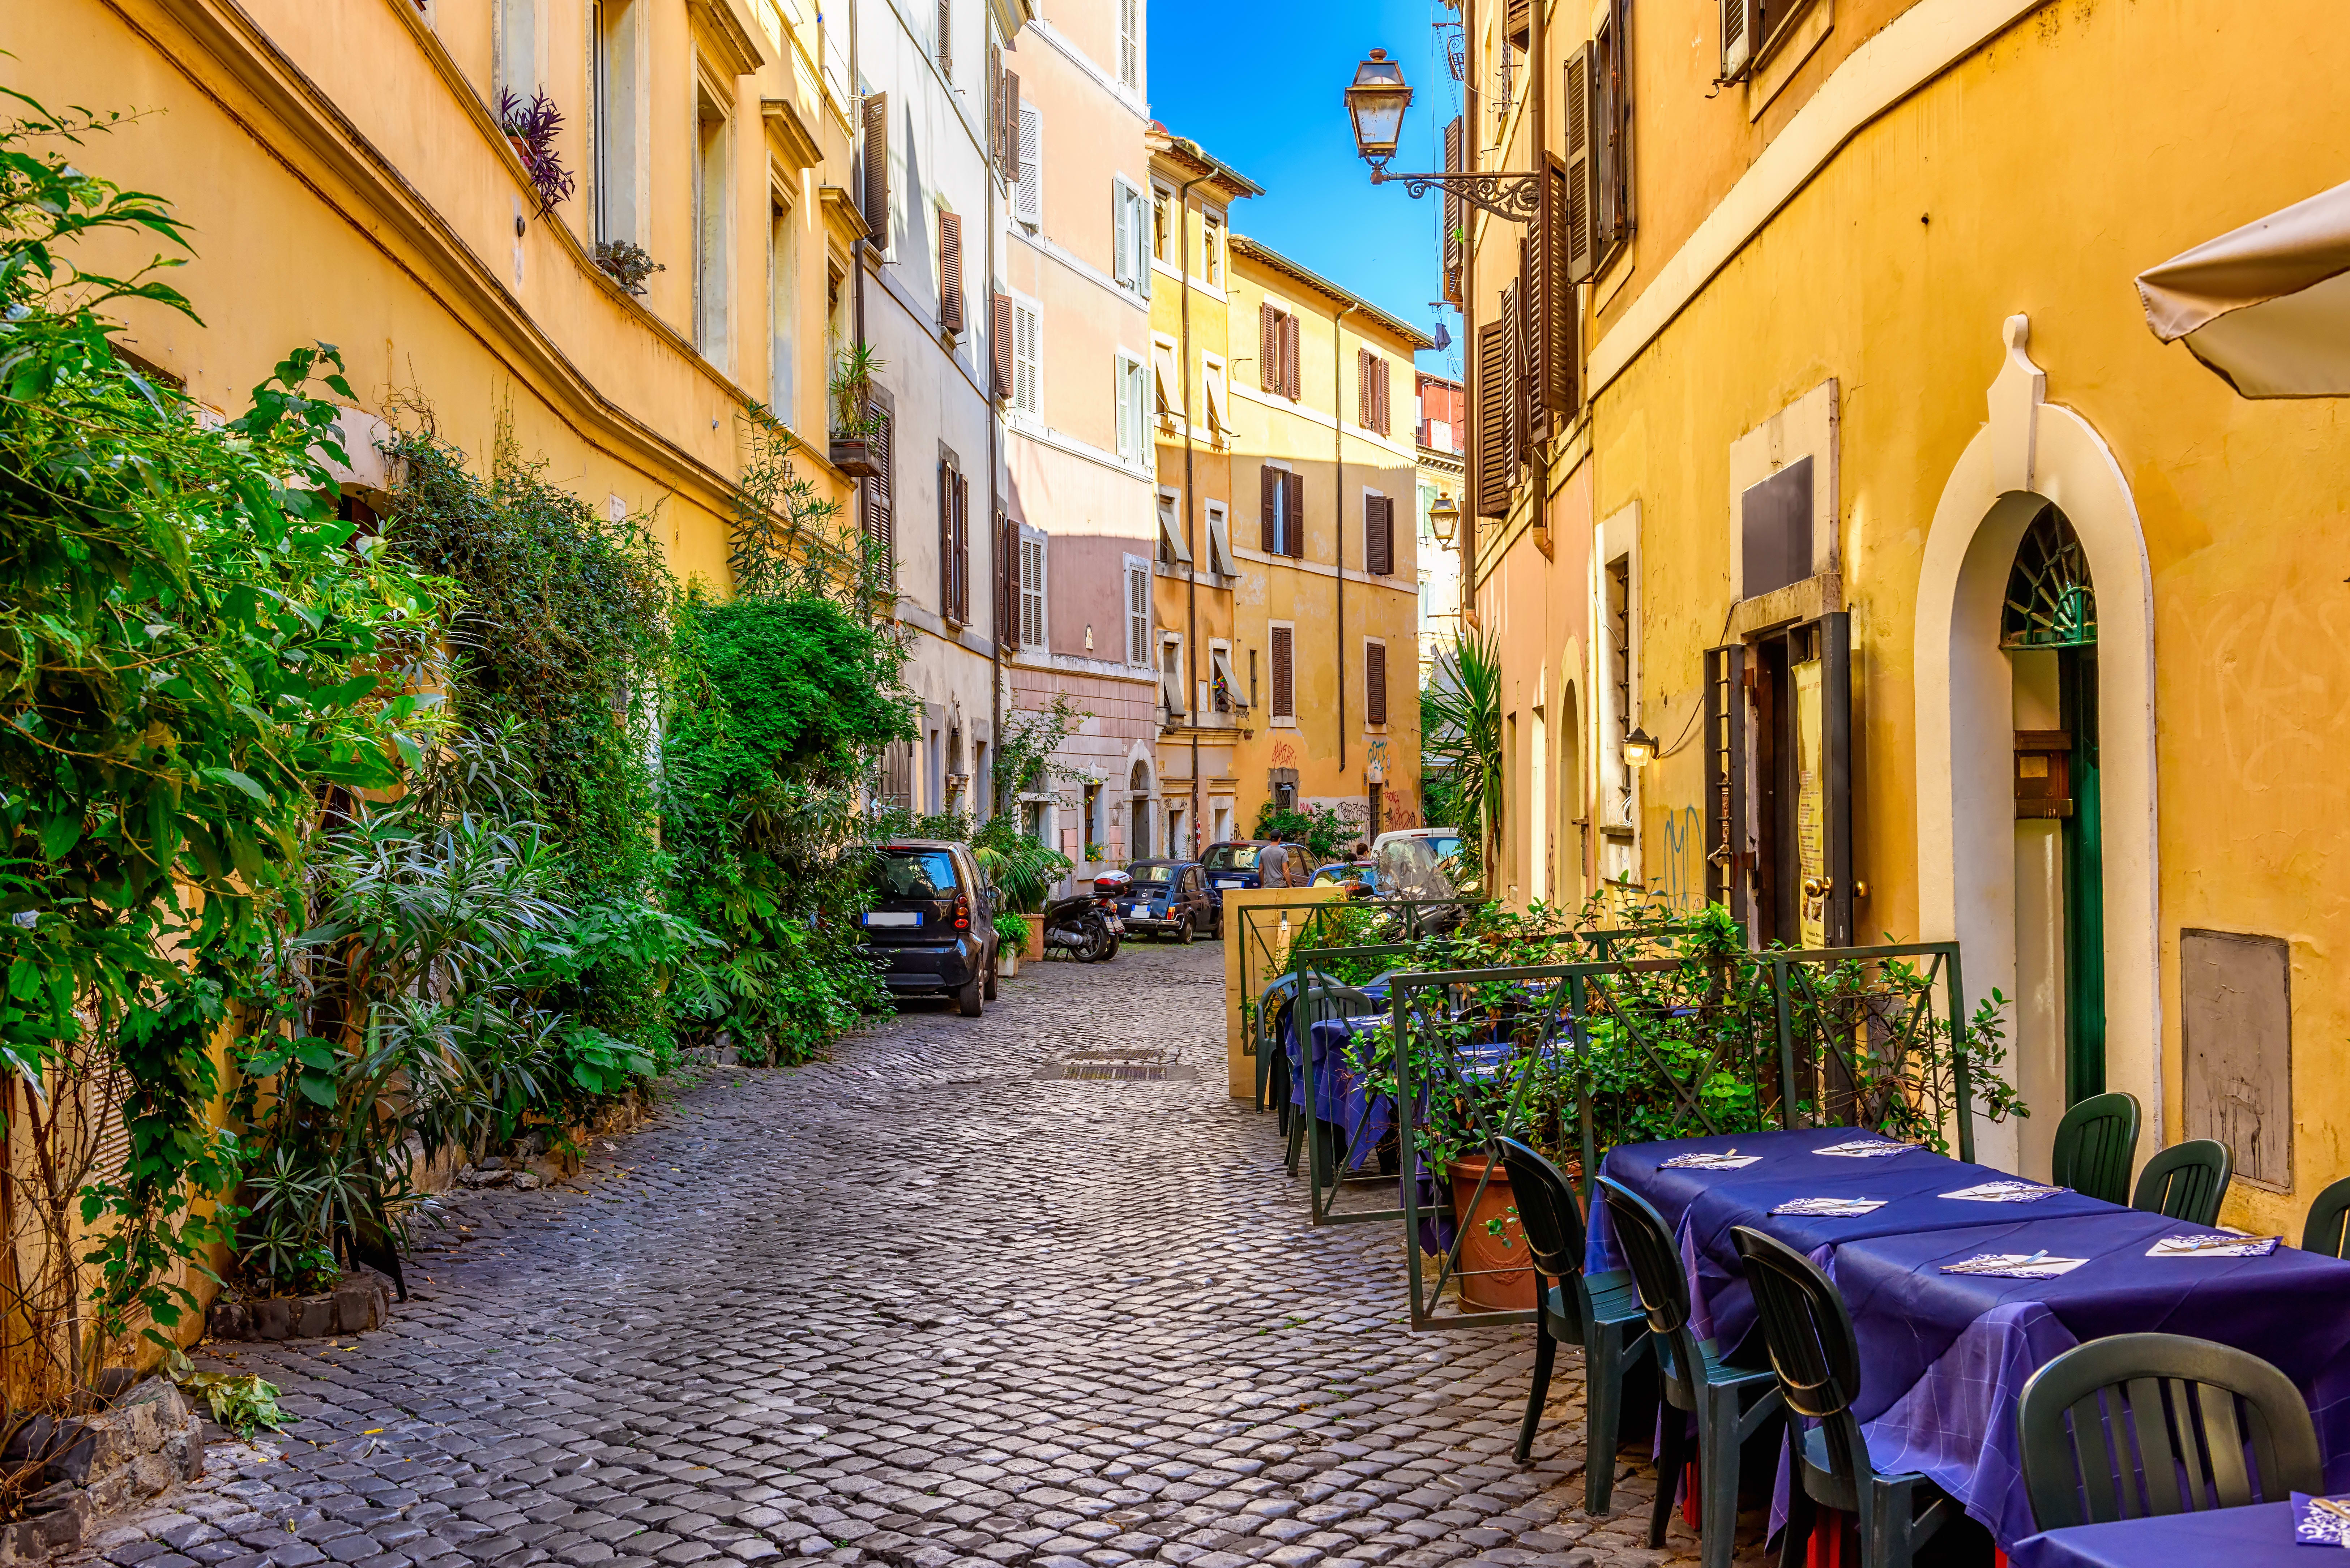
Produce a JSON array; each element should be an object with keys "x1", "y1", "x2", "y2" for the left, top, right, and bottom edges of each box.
[
  {"x1": 1016, "y1": 104, "x2": 1041, "y2": 225},
  {"x1": 1013, "y1": 300, "x2": 1040, "y2": 416},
  {"x1": 1114, "y1": 356, "x2": 1133, "y2": 459},
  {"x1": 1132, "y1": 190, "x2": 1152, "y2": 298},
  {"x1": 1127, "y1": 566, "x2": 1150, "y2": 666},
  {"x1": 1112, "y1": 184, "x2": 1132, "y2": 286}
]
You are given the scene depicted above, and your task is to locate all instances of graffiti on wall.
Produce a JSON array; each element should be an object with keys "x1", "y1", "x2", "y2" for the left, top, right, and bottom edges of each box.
[
  {"x1": 1269, "y1": 738, "x2": 1299, "y2": 770},
  {"x1": 1659, "y1": 804, "x2": 1704, "y2": 913}
]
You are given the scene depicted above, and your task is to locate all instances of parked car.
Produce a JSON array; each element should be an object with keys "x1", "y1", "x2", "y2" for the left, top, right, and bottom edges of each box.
[
  {"x1": 1117, "y1": 859, "x2": 1216, "y2": 942},
  {"x1": 1371, "y1": 827, "x2": 1467, "y2": 900},
  {"x1": 1311, "y1": 861, "x2": 1380, "y2": 897},
  {"x1": 1201, "y1": 840, "x2": 1316, "y2": 916},
  {"x1": 858, "y1": 839, "x2": 999, "y2": 1016}
]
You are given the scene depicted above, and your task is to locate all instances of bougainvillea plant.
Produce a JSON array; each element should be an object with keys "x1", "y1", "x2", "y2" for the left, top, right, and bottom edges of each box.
[{"x1": 496, "y1": 89, "x2": 576, "y2": 216}]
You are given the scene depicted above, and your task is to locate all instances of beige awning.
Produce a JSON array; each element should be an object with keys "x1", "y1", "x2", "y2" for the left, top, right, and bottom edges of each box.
[{"x1": 2136, "y1": 179, "x2": 2350, "y2": 398}]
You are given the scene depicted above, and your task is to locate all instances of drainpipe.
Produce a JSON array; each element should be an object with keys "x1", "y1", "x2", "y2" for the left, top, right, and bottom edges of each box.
[
  {"x1": 1176, "y1": 161, "x2": 1212, "y2": 857},
  {"x1": 1333, "y1": 300, "x2": 1357, "y2": 776},
  {"x1": 850, "y1": 0, "x2": 869, "y2": 588},
  {"x1": 988, "y1": 76, "x2": 1002, "y2": 823}
]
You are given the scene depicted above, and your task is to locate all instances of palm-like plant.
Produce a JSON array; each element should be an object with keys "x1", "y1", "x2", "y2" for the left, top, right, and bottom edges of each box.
[{"x1": 1422, "y1": 630, "x2": 1504, "y2": 881}]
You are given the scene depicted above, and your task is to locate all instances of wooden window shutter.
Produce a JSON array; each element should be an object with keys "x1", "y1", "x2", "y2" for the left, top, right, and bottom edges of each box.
[
  {"x1": 1365, "y1": 496, "x2": 1392, "y2": 576},
  {"x1": 861, "y1": 94, "x2": 890, "y2": 243},
  {"x1": 1545, "y1": 155, "x2": 1580, "y2": 416},
  {"x1": 939, "y1": 459, "x2": 954, "y2": 616},
  {"x1": 1505, "y1": 0, "x2": 1530, "y2": 48},
  {"x1": 1473, "y1": 321, "x2": 1509, "y2": 517},
  {"x1": 1597, "y1": 0, "x2": 1630, "y2": 257},
  {"x1": 1259, "y1": 304, "x2": 1280, "y2": 391},
  {"x1": 1260, "y1": 465, "x2": 1279, "y2": 552},
  {"x1": 1528, "y1": 206, "x2": 1552, "y2": 440},
  {"x1": 1284, "y1": 470, "x2": 1305, "y2": 557},
  {"x1": 1565, "y1": 50, "x2": 1595, "y2": 283},
  {"x1": 998, "y1": 67, "x2": 1020, "y2": 170},
  {"x1": 954, "y1": 472, "x2": 970, "y2": 622},
  {"x1": 1281, "y1": 314, "x2": 1302, "y2": 400},
  {"x1": 938, "y1": 211, "x2": 964, "y2": 333},
  {"x1": 1271, "y1": 626, "x2": 1294, "y2": 717},
  {"x1": 1721, "y1": 0, "x2": 1761, "y2": 82},
  {"x1": 1373, "y1": 357, "x2": 1391, "y2": 436},
  {"x1": 865, "y1": 398, "x2": 895, "y2": 583},
  {"x1": 991, "y1": 291, "x2": 1013, "y2": 398},
  {"x1": 989, "y1": 46, "x2": 1004, "y2": 164},
  {"x1": 1501, "y1": 274, "x2": 1524, "y2": 476},
  {"x1": 997, "y1": 505, "x2": 1016, "y2": 647},
  {"x1": 1356, "y1": 348, "x2": 1372, "y2": 429},
  {"x1": 1441, "y1": 115, "x2": 1465, "y2": 305},
  {"x1": 936, "y1": 0, "x2": 952, "y2": 73},
  {"x1": 1366, "y1": 642, "x2": 1388, "y2": 725}
]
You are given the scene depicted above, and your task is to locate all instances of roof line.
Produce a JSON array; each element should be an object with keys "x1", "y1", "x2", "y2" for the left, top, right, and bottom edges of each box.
[
  {"x1": 1227, "y1": 234, "x2": 1436, "y2": 350},
  {"x1": 1145, "y1": 123, "x2": 1265, "y2": 198}
]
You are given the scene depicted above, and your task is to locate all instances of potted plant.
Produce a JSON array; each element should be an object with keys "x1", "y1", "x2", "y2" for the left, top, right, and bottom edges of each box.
[
  {"x1": 828, "y1": 342, "x2": 887, "y2": 477},
  {"x1": 594, "y1": 239, "x2": 664, "y2": 297},
  {"x1": 993, "y1": 911, "x2": 1029, "y2": 977},
  {"x1": 496, "y1": 89, "x2": 577, "y2": 217}
]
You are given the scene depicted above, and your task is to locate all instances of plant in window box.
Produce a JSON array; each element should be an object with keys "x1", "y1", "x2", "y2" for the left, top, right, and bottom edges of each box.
[
  {"x1": 496, "y1": 89, "x2": 576, "y2": 217},
  {"x1": 593, "y1": 239, "x2": 663, "y2": 296},
  {"x1": 827, "y1": 342, "x2": 889, "y2": 477}
]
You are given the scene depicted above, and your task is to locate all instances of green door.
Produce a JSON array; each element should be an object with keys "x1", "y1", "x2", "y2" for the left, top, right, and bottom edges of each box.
[{"x1": 2060, "y1": 645, "x2": 2105, "y2": 1106}]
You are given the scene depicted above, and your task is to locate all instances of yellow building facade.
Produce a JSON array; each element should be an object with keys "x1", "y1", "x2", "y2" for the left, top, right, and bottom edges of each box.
[
  {"x1": 5, "y1": 0, "x2": 859, "y2": 592},
  {"x1": 1458, "y1": 0, "x2": 2350, "y2": 1231}
]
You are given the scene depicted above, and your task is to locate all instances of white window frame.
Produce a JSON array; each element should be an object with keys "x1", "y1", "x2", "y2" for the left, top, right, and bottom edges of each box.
[
  {"x1": 1116, "y1": 0, "x2": 1140, "y2": 90},
  {"x1": 496, "y1": 0, "x2": 541, "y2": 103},
  {"x1": 1201, "y1": 352, "x2": 1229, "y2": 444},
  {"x1": 1210, "y1": 639, "x2": 1242, "y2": 713},
  {"x1": 1010, "y1": 290, "x2": 1042, "y2": 424},
  {"x1": 1151, "y1": 332, "x2": 1181, "y2": 422},
  {"x1": 1202, "y1": 207, "x2": 1225, "y2": 286},
  {"x1": 1019, "y1": 524, "x2": 1049, "y2": 650},
  {"x1": 1124, "y1": 554, "x2": 1154, "y2": 668},
  {"x1": 1160, "y1": 633, "x2": 1187, "y2": 717},
  {"x1": 1111, "y1": 177, "x2": 1152, "y2": 299},
  {"x1": 1150, "y1": 181, "x2": 1176, "y2": 270},
  {"x1": 1155, "y1": 487, "x2": 1192, "y2": 566},
  {"x1": 591, "y1": 0, "x2": 643, "y2": 247},
  {"x1": 692, "y1": 76, "x2": 733, "y2": 366},
  {"x1": 1115, "y1": 351, "x2": 1148, "y2": 466},
  {"x1": 1205, "y1": 499, "x2": 1235, "y2": 578},
  {"x1": 767, "y1": 181, "x2": 796, "y2": 418}
]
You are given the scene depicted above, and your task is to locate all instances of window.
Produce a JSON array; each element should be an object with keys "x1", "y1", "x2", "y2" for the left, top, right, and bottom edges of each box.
[
  {"x1": 1203, "y1": 209, "x2": 1224, "y2": 286},
  {"x1": 1010, "y1": 295, "x2": 1041, "y2": 419},
  {"x1": 936, "y1": 208, "x2": 965, "y2": 334},
  {"x1": 1117, "y1": 0, "x2": 1140, "y2": 89},
  {"x1": 1211, "y1": 642, "x2": 1241, "y2": 711},
  {"x1": 1259, "y1": 465, "x2": 1304, "y2": 558},
  {"x1": 1591, "y1": 0, "x2": 1634, "y2": 272},
  {"x1": 878, "y1": 740, "x2": 914, "y2": 813},
  {"x1": 1356, "y1": 349, "x2": 1392, "y2": 436},
  {"x1": 1257, "y1": 303, "x2": 1301, "y2": 399},
  {"x1": 1111, "y1": 180, "x2": 1152, "y2": 297},
  {"x1": 1014, "y1": 101, "x2": 1041, "y2": 227},
  {"x1": 1151, "y1": 184, "x2": 1173, "y2": 264},
  {"x1": 863, "y1": 387, "x2": 896, "y2": 588},
  {"x1": 1151, "y1": 338, "x2": 1180, "y2": 421},
  {"x1": 1269, "y1": 625, "x2": 1294, "y2": 719},
  {"x1": 1607, "y1": 553, "x2": 1633, "y2": 751},
  {"x1": 1155, "y1": 488, "x2": 1191, "y2": 566},
  {"x1": 592, "y1": 0, "x2": 641, "y2": 245},
  {"x1": 1019, "y1": 527, "x2": 1048, "y2": 647},
  {"x1": 1160, "y1": 635, "x2": 1187, "y2": 717},
  {"x1": 1205, "y1": 500, "x2": 1236, "y2": 578},
  {"x1": 1248, "y1": 648, "x2": 1260, "y2": 708},
  {"x1": 496, "y1": 0, "x2": 539, "y2": 102},
  {"x1": 937, "y1": 455, "x2": 969, "y2": 624},
  {"x1": 860, "y1": 93, "x2": 890, "y2": 252},
  {"x1": 1201, "y1": 353, "x2": 1230, "y2": 444},
  {"x1": 935, "y1": 0, "x2": 952, "y2": 75},
  {"x1": 693, "y1": 85, "x2": 731, "y2": 363},
  {"x1": 1125, "y1": 558, "x2": 1152, "y2": 666},
  {"x1": 1365, "y1": 640, "x2": 1389, "y2": 725},
  {"x1": 767, "y1": 194, "x2": 796, "y2": 416},
  {"x1": 1114, "y1": 354, "x2": 1149, "y2": 465},
  {"x1": 1364, "y1": 493, "x2": 1394, "y2": 575}
]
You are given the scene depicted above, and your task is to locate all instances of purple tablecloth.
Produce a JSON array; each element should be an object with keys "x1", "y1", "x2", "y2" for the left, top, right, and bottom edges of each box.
[
  {"x1": 1300, "y1": 1016, "x2": 1394, "y2": 1172},
  {"x1": 2008, "y1": 1501, "x2": 2304, "y2": 1568},
  {"x1": 1591, "y1": 1129, "x2": 2350, "y2": 1551}
]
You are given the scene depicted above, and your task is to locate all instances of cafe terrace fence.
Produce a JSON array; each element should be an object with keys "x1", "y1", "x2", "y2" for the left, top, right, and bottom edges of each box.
[{"x1": 1371, "y1": 942, "x2": 1978, "y2": 1329}]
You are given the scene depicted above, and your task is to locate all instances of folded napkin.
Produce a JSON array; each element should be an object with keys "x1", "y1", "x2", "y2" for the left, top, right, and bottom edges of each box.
[
  {"x1": 1813, "y1": 1139, "x2": 1911, "y2": 1158},
  {"x1": 2148, "y1": 1233, "x2": 2282, "y2": 1258},
  {"x1": 1770, "y1": 1196, "x2": 1887, "y2": 1217},
  {"x1": 1940, "y1": 1180, "x2": 2064, "y2": 1203},
  {"x1": 2294, "y1": 1492, "x2": 2350, "y2": 1547},
  {"x1": 1939, "y1": 1252, "x2": 2089, "y2": 1279},
  {"x1": 1662, "y1": 1152, "x2": 1763, "y2": 1170}
]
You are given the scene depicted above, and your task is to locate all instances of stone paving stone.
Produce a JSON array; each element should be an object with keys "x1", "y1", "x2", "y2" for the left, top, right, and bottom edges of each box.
[{"x1": 64, "y1": 948, "x2": 1756, "y2": 1568}]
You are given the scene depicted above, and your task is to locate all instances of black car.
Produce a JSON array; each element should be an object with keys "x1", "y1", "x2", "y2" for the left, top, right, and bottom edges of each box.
[
  {"x1": 858, "y1": 840, "x2": 999, "y2": 1016},
  {"x1": 1200, "y1": 840, "x2": 1315, "y2": 914},
  {"x1": 1115, "y1": 860, "x2": 1216, "y2": 942}
]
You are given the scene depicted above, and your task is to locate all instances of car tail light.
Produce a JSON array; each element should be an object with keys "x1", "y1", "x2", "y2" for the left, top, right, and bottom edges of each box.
[{"x1": 952, "y1": 892, "x2": 970, "y2": 930}]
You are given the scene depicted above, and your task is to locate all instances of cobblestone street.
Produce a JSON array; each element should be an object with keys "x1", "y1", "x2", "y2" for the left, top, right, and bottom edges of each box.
[{"x1": 94, "y1": 944, "x2": 1765, "y2": 1568}]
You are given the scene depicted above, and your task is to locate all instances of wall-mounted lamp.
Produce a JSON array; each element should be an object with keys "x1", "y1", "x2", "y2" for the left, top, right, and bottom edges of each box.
[
  {"x1": 1428, "y1": 491, "x2": 1460, "y2": 548},
  {"x1": 1622, "y1": 726, "x2": 1658, "y2": 768}
]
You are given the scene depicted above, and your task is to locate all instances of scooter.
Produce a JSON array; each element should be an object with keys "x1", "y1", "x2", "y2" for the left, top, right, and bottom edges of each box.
[{"x1": 1041, "y1": 890, "x2": 1116, "y2": 961}]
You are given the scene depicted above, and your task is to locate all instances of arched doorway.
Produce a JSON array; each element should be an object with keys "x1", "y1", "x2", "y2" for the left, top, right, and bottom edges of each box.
[
  {"x1": 2004, "y1": 506, "x2": 2105, "y2": 1158},
  {"x1": 1129, "y1": 760, "x2": 1153, "y2": 861},
  {"x1": 1915, "y1": 317, "x2": 2158, "y2": 1178}
]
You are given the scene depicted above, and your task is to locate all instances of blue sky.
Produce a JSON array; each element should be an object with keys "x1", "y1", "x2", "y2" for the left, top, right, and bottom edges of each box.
[{"x1": 1147, "y1": 0, "x2": 1465, "y2": 381}]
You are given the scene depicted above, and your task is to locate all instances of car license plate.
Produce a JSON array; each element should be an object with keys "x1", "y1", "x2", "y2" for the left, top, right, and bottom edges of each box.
[
  {"x1": 863, "y1": 911, "x2": 918, "y2": 927},
  {"x1": 1132, "y1": 903, "x2": 1151, "y2": 917},
  {"x1": 1216, "y1": 879, "x2": 1242, "y2": 890}
]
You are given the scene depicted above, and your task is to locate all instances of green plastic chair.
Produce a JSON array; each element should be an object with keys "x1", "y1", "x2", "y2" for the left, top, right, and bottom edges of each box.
[
  {"x1": 2131, "y1": 1138, "x2": 2233, "y2": 1227},
  {"x1": 1495, "y1": 1138, "x2": 1651, "y2": 1514},
  {"x1": 2016, "y1": 1332, "x2": 2320, "y2": 1531},
  {"x1": 1731, "y1": 1226, "x2": 1956, "y2": 1568},
  {"x1": 2048, "y1": 1092, "x2": 2140, "y2": 1206},
  {"x1": 1601, "y1": 1180, "x2": 1782, "y2": 1568},
  {"x1": 2302, "y1": 1174, "x2": 2350, "y2": 1258}
]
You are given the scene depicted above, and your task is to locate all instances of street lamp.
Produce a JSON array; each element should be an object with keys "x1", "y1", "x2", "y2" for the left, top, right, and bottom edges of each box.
[
  {"x1": 1428, "y1": 491, "x2": 1460, "y2": 548},
  {"x1": 1622, "y1": 726, "x2": 1658, "y2": 768},
  {"x1": 1343, "y1": 49, "x2": 1540, "y2": 224}
]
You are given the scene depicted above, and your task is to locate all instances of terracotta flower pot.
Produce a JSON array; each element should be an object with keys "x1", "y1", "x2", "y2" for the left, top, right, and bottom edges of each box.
[{"x1": 1447, "y1": 1152, "x2": 1536, "y2": 1311}]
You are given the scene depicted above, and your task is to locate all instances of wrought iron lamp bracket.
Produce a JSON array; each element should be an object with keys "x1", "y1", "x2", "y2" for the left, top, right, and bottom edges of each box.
[{"x1": 1367, "y1": 160, "x2": 1540, "y2": 224}]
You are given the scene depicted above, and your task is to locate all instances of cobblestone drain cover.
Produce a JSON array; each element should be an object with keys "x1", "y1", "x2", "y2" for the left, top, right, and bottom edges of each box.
[{"x1": 1058, "y1": 1048, "x2": 1171, "y2": 1081}]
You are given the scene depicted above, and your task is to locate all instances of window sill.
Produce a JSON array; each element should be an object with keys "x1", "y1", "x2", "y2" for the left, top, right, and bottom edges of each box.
[
  {"x1": 1269, "y1": 716, "x2": 1298, "y2": 729},
  {"x1": 1747, "y1": 0, "x2": 1833, "y2": 121}
]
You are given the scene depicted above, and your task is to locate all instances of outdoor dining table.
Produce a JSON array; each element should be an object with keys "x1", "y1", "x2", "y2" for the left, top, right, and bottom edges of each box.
[
  {"x1": 2007, "y1": 1500, "x2": 2310, "y2": 1568},
  {"x1": 1588, "y1": 1127, "x2": 2350, "y2": 1553}
]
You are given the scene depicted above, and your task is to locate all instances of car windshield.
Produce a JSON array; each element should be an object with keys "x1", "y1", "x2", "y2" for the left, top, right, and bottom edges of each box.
[
  {"x1": 1203, "y1": 845, "x2": 1261, "y2": 870},
  {"x1": 877, "y1": 849, "x2": 958, "y2": 899},
  {"x1": 1129, "y1": 864, "x2": 1174, "y2": 886},
  {"x1": 1376, "y1": 837, "x2": 1457, "y2": 900}
]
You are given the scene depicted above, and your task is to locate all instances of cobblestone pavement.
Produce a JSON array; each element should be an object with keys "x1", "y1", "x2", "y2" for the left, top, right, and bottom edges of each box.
[{"x1": 89, "y1": 942, "x2": 1778, "y2": 1568}]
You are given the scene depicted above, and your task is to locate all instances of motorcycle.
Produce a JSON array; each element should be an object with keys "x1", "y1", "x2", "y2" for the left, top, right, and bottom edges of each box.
[
  {"x1": 1041, "y1": 890, "x2": 1118, "y2": 962},
  {"x1": 1090, "y1": 871, "x2": 1130, "y2": 961}
]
